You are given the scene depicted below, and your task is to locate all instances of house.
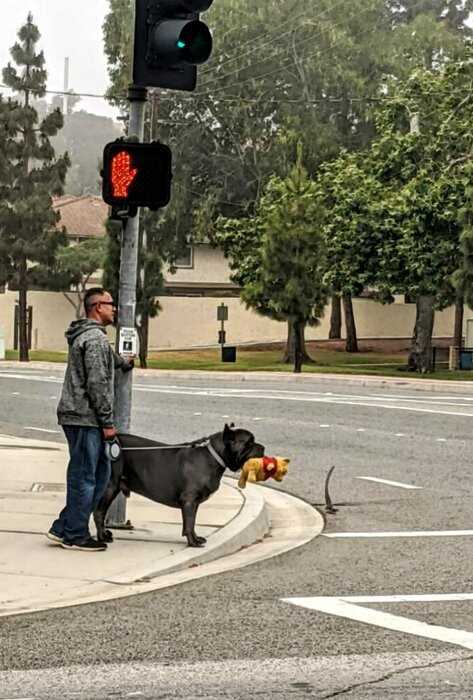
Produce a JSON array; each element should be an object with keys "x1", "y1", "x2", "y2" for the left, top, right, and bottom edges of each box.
[{"x1": 53, "y1": 195, "x2": 108, "y2": 244}]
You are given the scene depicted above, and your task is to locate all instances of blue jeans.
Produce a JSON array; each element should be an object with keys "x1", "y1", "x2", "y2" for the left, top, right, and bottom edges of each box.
[{"x1": 51, "y1": 426, "x2": 111, "y2": 544}]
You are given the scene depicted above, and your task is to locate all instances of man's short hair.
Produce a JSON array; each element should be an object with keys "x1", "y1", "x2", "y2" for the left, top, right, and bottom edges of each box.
[{"x1": 84, "y1": 287, "x2": 106, "y2": 316}]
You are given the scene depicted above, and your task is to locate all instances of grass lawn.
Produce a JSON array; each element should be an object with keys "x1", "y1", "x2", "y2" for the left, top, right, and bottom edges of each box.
[
  {"x1": 5, "y1": 342, "x2": 473, "y2": 381},
  {"x1": 6, "y1": 349, "x2": 68, "y2": 363}
]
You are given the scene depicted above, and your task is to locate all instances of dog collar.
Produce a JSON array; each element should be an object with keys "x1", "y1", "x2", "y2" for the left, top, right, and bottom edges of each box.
[{"x1": 205, "y1": 441, "x2": 229, "y2": 470}]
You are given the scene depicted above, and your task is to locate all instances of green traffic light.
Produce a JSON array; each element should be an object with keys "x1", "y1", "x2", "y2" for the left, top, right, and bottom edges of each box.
[{"x1": 177, "y1": 40, "x2": 186, "y2": 48}]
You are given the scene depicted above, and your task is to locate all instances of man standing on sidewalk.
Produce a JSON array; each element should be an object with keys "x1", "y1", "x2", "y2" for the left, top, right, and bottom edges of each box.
[{"x1": 47, "y1": 287, "x2": 133, "y2": 552}]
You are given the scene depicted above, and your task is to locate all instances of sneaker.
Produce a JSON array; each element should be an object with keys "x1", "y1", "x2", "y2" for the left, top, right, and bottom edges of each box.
[
  {"x1": 46, "y1": 530, "x2": 63, "y2": 544},
  {"x1": 61, "y1": 537, "x2": 107, "y2": 552}
]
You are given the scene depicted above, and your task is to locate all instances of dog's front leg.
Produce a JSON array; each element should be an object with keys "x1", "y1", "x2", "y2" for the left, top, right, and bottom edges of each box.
[
  {"x1": 181, "y1": 500, "x2": 206, "y2": 547},
  {"x1": 94, "y1": 481, "x2": 121, "y2": 543}
]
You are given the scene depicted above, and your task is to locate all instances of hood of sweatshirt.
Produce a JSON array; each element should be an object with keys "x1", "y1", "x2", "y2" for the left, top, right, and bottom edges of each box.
[{"x1": 65, "y1": 319, "x2": 107, "y2": 346}]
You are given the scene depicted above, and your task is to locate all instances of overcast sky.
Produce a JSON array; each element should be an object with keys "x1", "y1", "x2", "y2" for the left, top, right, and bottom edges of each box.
[{"x1": 1, "y1": 1, "x2": 119, "y2": 120}]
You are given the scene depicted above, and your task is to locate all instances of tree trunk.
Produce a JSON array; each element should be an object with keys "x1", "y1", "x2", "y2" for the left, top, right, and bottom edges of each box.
[
  {"x1": 329, "y1": 295, "x2": 342, "y2": 339},
  {"x1": 343, "y1": 294, "x2": 358, "y2": 353},
  {"x1": 137, "y1": 312, "x2": 149, "y2": 369},
  {"x1": 454, "y1": 296, "x2": 464, "y2": 351},
  {"x1": 282, "y1": 319, "x2": 313, "y2": 364},
  {"x1": 18, "y1": 255, "x2": 29, "y2": 362},
  {"x1": 293, "y1": 320, "x2": 303, "y2": 373},
  {"x1": 407, "y1": 295, "x2": 435, "y2": 373}
]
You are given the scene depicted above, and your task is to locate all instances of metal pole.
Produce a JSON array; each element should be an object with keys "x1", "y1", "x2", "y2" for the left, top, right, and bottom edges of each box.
[{"x1": 106, "y1": 84, "x2": 147, "y2": 527}]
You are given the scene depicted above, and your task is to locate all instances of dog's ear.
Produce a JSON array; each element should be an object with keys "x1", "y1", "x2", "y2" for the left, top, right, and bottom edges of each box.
[{"x1": 223, "y1": 423, "x2": 235, "y2": 443}]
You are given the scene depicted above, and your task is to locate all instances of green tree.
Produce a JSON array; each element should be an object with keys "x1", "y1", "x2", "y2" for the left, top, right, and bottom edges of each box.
[
  {"x1": 249, "y1": 159, "x2": 328, "y2": 372},
  {"x1": 214, "y1": 151, "x2": 328, "y2": 370},
  {"x1": 317, "y1": 151, "x2": 392, "y2": 352},
  {"x1": 366, "y1": 57, "x2": 473, "y2": 371},
  {"x1": 0, "y1": 14, "x2": 69, "y2": 360}
]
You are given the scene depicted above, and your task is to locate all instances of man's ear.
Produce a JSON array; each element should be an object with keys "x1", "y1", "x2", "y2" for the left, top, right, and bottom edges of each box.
[{"x1": 223, "y1": 423, "x2": 235, "y2": 443}]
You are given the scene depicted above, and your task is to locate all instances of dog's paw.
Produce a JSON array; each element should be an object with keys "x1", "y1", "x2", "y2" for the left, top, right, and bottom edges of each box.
[
  {"x1": 186, "y1": 534, "x2": 207, "y2": 547},
  {"x1": 101, "y1": 529, "x2": 114, "y2": 543}
]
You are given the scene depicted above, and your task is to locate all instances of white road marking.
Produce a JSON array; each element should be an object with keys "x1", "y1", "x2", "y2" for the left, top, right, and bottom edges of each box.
[
  {"x1": 193, "y1": 412, "x2": 202, "y2": 416},
  {"x1": 253, "y1": 417, "x2": 262, "y2": 421},
  {"x1": 133, "y1": 387, "x2": 473, "y2": 418},
  {"x1": 342, "y1": 593, "x2": 473, "y2": 603},
  {"x1": 11, "y1": 392, "x2": 20, "y2": 396},
  {"x1": 437, "y1": 438, "x2": 447, "y2": 442},
  {"x1": 282, "y1": 594, "x2": 473, "y2": 651},
  {"x1": 357, "y1": 428, "x2": 366, "y2": 432},
  {"x1": 4, "y1": 372, "x2": 473, "y2": 418},
  {"x1": 319, "y1": 424, "x2": 331, "y2": 428},
  {"x1": 356, "y1": 476, "x2": 422, "y2": 490},
  {"x1": 23, "y1": 427, "x2": 60, "y2": 434},
  {"x1": 395, "y1": 433, "x2": 405, "y2": 437},
  {"x1": 324, "y1": 530, "x2": 473, "y2": 538}
]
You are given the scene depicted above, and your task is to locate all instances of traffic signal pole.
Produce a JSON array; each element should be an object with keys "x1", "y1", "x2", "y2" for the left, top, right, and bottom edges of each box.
[
  {"x1": 106, "y1": 85, "x2": 147, "y2": 528},
  {"x1": 104, "y1": 0, "x2": 215, "y2": 527}
]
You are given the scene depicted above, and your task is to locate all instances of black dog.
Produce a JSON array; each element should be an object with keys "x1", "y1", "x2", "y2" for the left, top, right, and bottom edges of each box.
[{"x1": 94, "y1": 424, "x2": 265, "y2": 547}]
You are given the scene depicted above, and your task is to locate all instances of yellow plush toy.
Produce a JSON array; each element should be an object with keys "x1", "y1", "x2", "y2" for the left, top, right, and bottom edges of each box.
[{"x1": 238, "y1": 456, "x2": 290, "y2": 489}]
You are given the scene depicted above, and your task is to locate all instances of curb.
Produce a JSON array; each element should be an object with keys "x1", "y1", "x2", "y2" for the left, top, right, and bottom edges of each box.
[
  {"x1": 1, "y1": 360, "x2": 473, "y2": 393},
  {"x1": 103, "y1": 478, "x2": 270, "y2": 585},
  {"x1": 0, "y1": 485, "x2": 323, "y2": 618},
  {"x1": 0, "y1": 360, "x2": 473, "y2": 394}
]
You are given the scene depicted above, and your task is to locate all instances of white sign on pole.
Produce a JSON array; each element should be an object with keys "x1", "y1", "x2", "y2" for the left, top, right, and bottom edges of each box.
[
  {"x1": 119, "y1": 326, "x2": 138, "y2": 357},
  {"x1": 466, "y1": 319, "x2": 473, "y2": 349}
]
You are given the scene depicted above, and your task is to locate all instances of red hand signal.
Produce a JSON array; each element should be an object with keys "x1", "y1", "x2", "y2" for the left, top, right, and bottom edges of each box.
[{"x1": 111, "y1": 151, "x2": 138, "y2": 198}]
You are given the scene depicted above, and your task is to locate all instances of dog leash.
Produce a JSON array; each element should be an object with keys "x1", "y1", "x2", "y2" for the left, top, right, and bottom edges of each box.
[{"x1": 109, "y1": 438, "x2": 229, "y2": 469}]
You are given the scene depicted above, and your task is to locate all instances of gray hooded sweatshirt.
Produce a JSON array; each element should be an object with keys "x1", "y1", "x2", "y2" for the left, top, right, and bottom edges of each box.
[{"x1": 57, "y1": 318, "x2": 120, "y2": 428}]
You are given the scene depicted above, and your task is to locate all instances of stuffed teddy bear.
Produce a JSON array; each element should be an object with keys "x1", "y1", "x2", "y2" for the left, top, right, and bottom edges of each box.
[{"x1": 238, "y1": 456, "x2": 290, "y2": 489}]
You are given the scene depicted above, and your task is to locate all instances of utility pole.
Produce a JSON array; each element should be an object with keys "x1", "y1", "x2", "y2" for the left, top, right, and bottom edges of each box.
[
  {"x1": 63, "y1": 57, "x2": 70, "y2": 115},
  {"x1": 106, "y1": 85, "x2": 147, "y2": 528}
]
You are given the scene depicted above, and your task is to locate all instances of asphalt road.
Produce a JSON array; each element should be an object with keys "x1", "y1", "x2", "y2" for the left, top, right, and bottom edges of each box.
[{"x1": 1, "y1": 365, "x2": 473, "y2": 699}]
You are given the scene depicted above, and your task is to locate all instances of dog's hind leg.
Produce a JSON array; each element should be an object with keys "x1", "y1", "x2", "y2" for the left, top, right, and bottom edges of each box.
[
  {"x1": 181, "y1": 500, "x2": 207, "y2": 547},
  {"x1": 94, "y1": 481, "x2": 122, "y2": 543}
]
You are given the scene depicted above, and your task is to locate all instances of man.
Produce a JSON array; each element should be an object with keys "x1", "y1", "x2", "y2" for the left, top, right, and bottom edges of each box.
[{"x1": 47, "y1": 287, "x2": 133, "y2": 551}]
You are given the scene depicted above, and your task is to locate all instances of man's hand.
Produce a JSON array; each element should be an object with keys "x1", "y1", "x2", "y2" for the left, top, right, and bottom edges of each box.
[
  {"x1": 121, "y1": 355, "x2": 135, "y2": 372},
  {"x1": 103, "y1": 426, "x2": 117, "y2": 440}
]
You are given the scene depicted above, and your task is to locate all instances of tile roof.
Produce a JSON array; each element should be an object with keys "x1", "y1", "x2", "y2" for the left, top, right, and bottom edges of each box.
[{"x1": 53, "y1": 195, "x2": 108, "y2": 238}]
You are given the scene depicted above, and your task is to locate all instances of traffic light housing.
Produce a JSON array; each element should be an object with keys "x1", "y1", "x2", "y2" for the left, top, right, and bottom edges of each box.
[
  {"x1": 102, "y1": 141, "x2": 172, "y2": 211},
  {"x1": 133, "y1": 0, "x2": 214, "y2": 91}
]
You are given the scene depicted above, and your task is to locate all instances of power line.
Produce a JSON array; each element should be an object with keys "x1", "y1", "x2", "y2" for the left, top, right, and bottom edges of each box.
[
  {"x1": 194, "y1": 0, "x2": 458, "y2": 96},
  {"x1": 195, "y1": 3, "x2": 391, "y2": 93},
  {"x1": 2, "y1": 82, "x2": 472, "y2": 112},
  {"x1": 199, "y1": 0, "x2": 350, "y2": 78}
]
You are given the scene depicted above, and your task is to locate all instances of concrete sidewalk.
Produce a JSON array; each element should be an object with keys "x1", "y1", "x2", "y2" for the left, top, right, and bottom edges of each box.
[{"x1": 0, "y1": 434, "x2": 323, "y2": 617}]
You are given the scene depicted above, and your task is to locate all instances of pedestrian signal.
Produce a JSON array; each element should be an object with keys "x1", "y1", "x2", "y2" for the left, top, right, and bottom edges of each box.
[{"x1": 102, "y1": 141, "x2": 172, "y2": 210}]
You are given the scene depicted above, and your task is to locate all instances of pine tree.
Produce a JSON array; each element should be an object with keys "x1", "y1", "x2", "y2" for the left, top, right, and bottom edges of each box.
[
  {"x1": 242, "y1": 150, "x2": 328, "y2": 373},
  {"x1": 0, "y1": 14, "x2": 69, "y2": 360}
]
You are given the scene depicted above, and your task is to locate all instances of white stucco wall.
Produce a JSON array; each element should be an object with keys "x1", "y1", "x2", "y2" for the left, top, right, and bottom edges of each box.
[
  {"x1": 0, "y1": 289, "x2": 469, "y2": 353},
  {"x1": 166, "y1": 245, "x2": 232, "y2": 284}
]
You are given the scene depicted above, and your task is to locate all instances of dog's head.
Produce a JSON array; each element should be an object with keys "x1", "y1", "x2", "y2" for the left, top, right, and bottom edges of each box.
[{"x1": 221, "y1": 423, "x2": 265, "y2": 472}]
